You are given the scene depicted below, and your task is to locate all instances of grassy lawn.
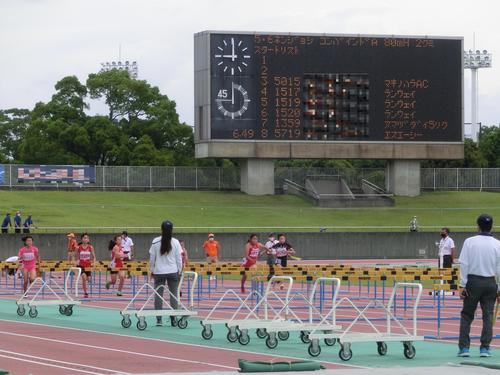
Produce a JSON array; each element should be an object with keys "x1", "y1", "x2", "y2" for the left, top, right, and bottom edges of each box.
[{"x1": 0, "y1": 190, "x2": 498, "y2": 232}]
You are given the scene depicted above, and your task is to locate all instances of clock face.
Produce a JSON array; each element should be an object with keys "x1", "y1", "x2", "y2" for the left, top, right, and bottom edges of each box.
[
  {"x1": 215, "y1": 82, "x2": 251, "y2": 119},
  {"x1": 213, "y1": 37, "x2": 251, "y2": 76}
]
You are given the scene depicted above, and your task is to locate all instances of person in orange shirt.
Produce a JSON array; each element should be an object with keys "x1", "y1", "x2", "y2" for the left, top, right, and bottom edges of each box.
[
  {"x1": 203, "y1": 233, "x2": 220, "y2": 263},
  {"x1": 66, "y1": 232, "x2": 78, "y2": 265}
]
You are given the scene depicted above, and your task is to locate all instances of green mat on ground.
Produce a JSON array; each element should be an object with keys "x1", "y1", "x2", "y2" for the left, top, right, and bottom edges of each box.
[{"x1": 238, "y1": 359, "x2": 325, "y2": 372}]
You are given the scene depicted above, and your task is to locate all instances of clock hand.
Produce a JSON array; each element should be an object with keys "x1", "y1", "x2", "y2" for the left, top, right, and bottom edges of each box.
[
  {"x1": 231, "y1": 38, "x2": 235, "y2": 62},
  {"x1": 222, "y1": 54, "x2": 238, "y2": 58},
  {"x1": 232, "y1": 83, "x2": 235, "y2": 105}
]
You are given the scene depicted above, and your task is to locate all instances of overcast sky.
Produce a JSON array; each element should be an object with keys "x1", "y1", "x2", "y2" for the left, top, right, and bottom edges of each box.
[{"x1": 0, "y1": 0, "x2": 499, "y2": 127}]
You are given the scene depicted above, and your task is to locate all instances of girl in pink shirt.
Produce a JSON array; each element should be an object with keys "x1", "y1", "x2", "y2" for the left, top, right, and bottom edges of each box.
[{"x1": 18, "y1": 236, "x2": 40, "y2": 292}]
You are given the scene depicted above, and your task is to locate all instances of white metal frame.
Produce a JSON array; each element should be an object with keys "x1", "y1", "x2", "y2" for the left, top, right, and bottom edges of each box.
[
  {"x1": 308, "y1": 282, "x2": 424, "y2": 359},
  {"x1": 120, "y1": 271, "x2": 198, "y2": 330},
  {"x1": 200, "y1": 276, "x2": 293, "y2": 342},
  {"x1": 64, "y1": 267, "x2": 82, "y2": 297},
  {"x1": 16, "y1": 277, "x2": 81, "y2": 317}
]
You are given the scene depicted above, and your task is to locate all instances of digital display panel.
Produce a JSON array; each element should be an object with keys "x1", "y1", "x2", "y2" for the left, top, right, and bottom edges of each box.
[
  {"x1": 208, "y1": 33, "x2": 462, "y2": 142},
  {"x1": 17, "y1": 165, "x2": 96, "y2": 184}
]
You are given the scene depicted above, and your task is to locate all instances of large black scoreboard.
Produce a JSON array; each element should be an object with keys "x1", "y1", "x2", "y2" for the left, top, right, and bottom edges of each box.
[{"x1": 198, "y1": 32, "x2": 462, "y2": 143}]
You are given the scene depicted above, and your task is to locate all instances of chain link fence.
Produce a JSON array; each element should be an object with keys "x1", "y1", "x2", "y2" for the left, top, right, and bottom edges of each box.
[{"x1": 1, "y1": 164, "x2": 499, "y2": 191}]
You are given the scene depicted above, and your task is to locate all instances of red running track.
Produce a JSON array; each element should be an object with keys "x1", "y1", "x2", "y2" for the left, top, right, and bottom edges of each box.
[{"x1": 0, "y1": 320, "x2": 356, "y2": 375}]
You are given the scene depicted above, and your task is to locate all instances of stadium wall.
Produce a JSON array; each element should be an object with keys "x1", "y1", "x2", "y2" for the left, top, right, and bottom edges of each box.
[{"x1": 0, "y1": 232, "x2": 483, "y2": 261}]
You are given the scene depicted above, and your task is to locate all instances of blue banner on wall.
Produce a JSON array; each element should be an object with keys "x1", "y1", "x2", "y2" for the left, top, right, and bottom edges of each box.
[
  {"x1": 17, "y1": 165, "x2": 96, "y2": 184},
  {"x1": 0, "y1": 165, "x2": 4, "y2": 185}
]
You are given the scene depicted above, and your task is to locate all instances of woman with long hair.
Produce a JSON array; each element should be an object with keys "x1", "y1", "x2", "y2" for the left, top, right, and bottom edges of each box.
[
  {"x1": 18, "y1": 236, "x2": 40, "y2": 293},
  {"x1": 106, "y1": 235, "x2": 125, "y2": 296},
  {"x1": 149, "y1": 220, "x2": 183, "y2": 326},
  {"x1": 241, "y1": 234, "x2": 267, "y2": 294},
  {"x1": 77, "y1": 233, "x2": 96, "y2": 298}
]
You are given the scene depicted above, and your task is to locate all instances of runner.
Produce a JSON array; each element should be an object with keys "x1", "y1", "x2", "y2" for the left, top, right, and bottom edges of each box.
[
  {"x1": 271, "y1": 234, "x2": 296, "y2": 289},
  {"x1": 241, "y1": 234, "x2": 267, "y2": 293},
  {"x1": 77, "y1": 233, "x2": 96, "y2": 298},
  {"x1": 66, "y1": 232, "x2": 78, "y2": 265},
  {"x1": 180, "y1": 240, "x2": 189, "y2": 268},
  {"x1": 17, "y1": 236, "x2": 40, "y2": 293},
  {"x1": 106, "y1": 235, "x2": 125, "y2": 296},
  {"x1": 272, "y1": 233, "x2": 296, "y2": 268},
  {"x1": 265, "y1": 233, "x2": 278, "y2": 281}
]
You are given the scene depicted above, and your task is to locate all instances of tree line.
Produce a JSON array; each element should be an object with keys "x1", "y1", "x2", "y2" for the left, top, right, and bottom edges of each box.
[
  {"x1": 1, "y1": 71, "x2": 499, "y2": 168},
  {"x1": 0, "y1": 70, "x2": 195, "y2": 166}
]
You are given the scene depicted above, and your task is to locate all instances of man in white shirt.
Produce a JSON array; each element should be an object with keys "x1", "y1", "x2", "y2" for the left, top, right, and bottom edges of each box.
[
  {"x1": 458, "y1": 214, "x2": 500, "y2": 358},
  {"x1": 438, "y1": 228, "x2": 455, "y2": 268},
  {"x1": 121, "y1": 231, "x2": 134, "y2": 260}
]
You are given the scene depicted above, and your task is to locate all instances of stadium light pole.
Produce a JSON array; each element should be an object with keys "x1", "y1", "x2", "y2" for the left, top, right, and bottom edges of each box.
[
  {"x1": 464, "y1": 49, "x2": 492, "y2": 142},
  {"x1": 100, "y1": 60, "x2": 139, "y2": 79}
]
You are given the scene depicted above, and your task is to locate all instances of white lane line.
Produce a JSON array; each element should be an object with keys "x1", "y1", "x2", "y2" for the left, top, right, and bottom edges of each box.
[
  {"x1": 0, "y1": 353, "x2": 104, "y2": 375},
  {"x1": 0, "y1": 348, "x2": 122, "y2": 374},
  {"x1": 0, "y1": 319, "x2": 366, "y2": 369},
  {"x1": 0, "y1": 330, "x2": 237, "y2": 370}
]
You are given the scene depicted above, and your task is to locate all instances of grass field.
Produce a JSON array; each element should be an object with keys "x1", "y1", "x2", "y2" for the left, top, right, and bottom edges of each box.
[{"x1": 0, "y1": 190, "x2": 498, "y2": 232}]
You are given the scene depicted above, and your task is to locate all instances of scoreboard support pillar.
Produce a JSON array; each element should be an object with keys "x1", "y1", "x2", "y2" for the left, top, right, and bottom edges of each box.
[
  {"x1": 240, "y1": 159, "x2": 275, "y2": 195},
  {"x1": 385, "y1": 160, "x2": 421, "y2": 197}
]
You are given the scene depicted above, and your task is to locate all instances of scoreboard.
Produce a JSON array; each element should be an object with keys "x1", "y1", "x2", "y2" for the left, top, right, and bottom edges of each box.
[{"x1": 194, "y1": 31, "x2": 463, "y2": 159}]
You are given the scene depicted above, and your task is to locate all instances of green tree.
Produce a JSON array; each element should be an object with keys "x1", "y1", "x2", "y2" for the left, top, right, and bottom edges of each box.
[
  {"x1": 87, "y1": 69, "x2": 194, "y2": 165},
  {"x1": 0, "y1": 108, "x2": 30, "y2": 162},
  {"x1": 480, "y1": 126, "x2": 500, "y2": 167}
]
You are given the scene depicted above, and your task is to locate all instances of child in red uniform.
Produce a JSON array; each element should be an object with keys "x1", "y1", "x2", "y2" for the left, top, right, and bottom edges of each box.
[
  {"x1": 77, "y1": 233, "x2": 96, "y2": 298},
  {"x1": 180, "y1": 240, "x2": 189, "y2": 268},
  {"x1": 106, "y1": 235, "x2": 125, "y2": 296},
  {"x1": 241, "y1": 234, "x2": 267, "y2": 293},
  {"x1": 18, "y1": 236, "x2": 40, "y2": 293}
]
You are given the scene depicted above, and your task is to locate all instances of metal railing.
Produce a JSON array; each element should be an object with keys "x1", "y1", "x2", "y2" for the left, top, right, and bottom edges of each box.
[
  {"x1": 0, "y1": 164, "x2": 499, "y2": 191},
  {"x1": 421, "y1": 168, "x2": 500, "y2": 190}
]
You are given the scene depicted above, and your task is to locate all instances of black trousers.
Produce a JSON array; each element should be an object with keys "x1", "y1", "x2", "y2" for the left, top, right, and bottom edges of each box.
[
  {"x1": 441, "y1": 255, "x2": 452, "y2": 268},
  {"x1": 459, "y1": 274, "x2": 497, "y2": 349}
]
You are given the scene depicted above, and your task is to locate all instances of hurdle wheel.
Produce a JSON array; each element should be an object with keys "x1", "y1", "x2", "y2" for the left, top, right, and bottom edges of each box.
[
  {"x1": 201, "y1": 327, "x2": 213, "y2": 340},
  {"x1": 58, "y1": 305, "x2": 67, "y2": 315},
  {"x1": 65, "y1": 305, "x2": 73, "y2": 316},
  {"x1": 324, "y1": 338, "x2": 337, "y2": 346},
  {"x1": 121, "y1": 317, "x2": 132, "y2": 328},
  {"x1": 308, "y1": 343, "x2": 321, "y2": 357},
  {"x1": 300, "y1": 331, "x2": 311, "y2": 344},
  {"x1": 265, "y1": 336, "x2": 278, "y2": 349},
  {"x1": 403, "y1": 344, "x2": 416, "y2": 359},
  {"x1": 238, "y1": 332, "x2": 250, "y2": 346},
  {"x1": 377, "y1": 341, "x2": 387, "y2": 356},
  {"x1": 339, "y1": 346, "x2": 353, "y2": 361},
  {"x1": 137, "y1": 319, "x2": 147, "y2": 331},
  {"x1": 28, "y1": 307, "x2": 38, "y2": 318},
  {"x1": 177, "y1": 317, "x2": 188, "y2": 329},
  {"x1": 278, "y1": 331, "x2": 289, "y2": 341},
  {"x1": 256, "y1": 328, "x2": 267, "y2": 339},
  {"x1": 227, "y1": 331, "x2": 238, "y2": 343},
  {"x1": 16, "y1": 305, "x2": 26, "y2": 316}
]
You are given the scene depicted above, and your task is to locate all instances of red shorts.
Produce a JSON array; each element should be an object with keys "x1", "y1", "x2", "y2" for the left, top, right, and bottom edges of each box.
[
  {"x1": 242, "y1": 258, "x2": 257, "y2": 269},
  {"x1": 23, "y1": 264, "x2": 36, "y2": 272}
]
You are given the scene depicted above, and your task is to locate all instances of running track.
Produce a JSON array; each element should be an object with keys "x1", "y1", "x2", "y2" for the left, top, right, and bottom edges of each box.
[{"x1": 0, "y1": 319, "x2": 354, "y2": 374}]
